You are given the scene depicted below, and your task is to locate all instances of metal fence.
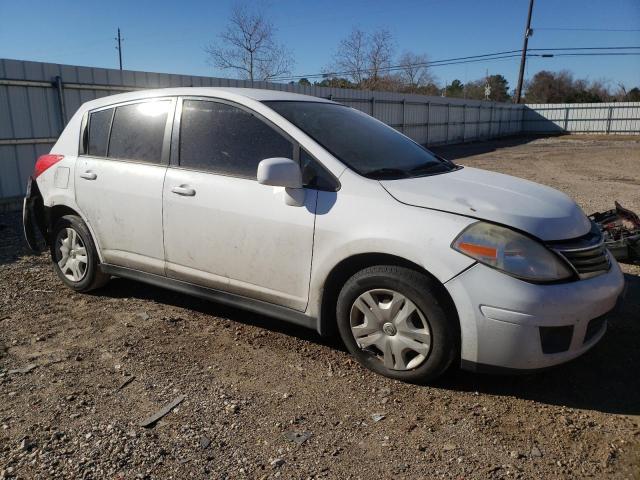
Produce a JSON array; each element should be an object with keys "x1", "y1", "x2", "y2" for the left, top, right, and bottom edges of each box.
[
  {"x1": 523, "y1": 102, "x2": 640, "y2": 134},
  {"x1": 0, "y1": 58, "x2": 524, "y2": 208}
]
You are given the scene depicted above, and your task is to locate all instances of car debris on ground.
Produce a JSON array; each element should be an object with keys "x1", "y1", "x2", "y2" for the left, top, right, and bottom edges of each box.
[
  {"x1": 591, "y1": 202, "x2": 640, "y2": 263},
  {"x1": 138, "y1": 395, "x2": 186, "y2": 428},
  {"x1": 7, "y1": 364, "x2": 37, "y2": 375}
]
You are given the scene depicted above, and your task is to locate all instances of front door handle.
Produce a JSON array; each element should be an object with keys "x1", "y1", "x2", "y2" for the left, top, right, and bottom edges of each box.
[
  {"x1": 79, "y1": 171, "x2": 97, "y2": 180},
  {"x1": 171, "y1": 185, "x2": 196, "y2": 197}
]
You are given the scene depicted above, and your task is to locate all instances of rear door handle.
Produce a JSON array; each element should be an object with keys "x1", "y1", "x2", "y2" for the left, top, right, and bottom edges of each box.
[
  {"x1": 171, "y1": 185, "x2": 196, "y2": 197},
  {"x1": 79, "y1": 171, "x2": 97, "y2": 180}
]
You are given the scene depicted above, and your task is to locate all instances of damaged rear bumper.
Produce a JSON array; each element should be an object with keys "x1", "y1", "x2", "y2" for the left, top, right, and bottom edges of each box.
[{"x1": 22, "y1": 177, "x2": 46, "y2": 252}]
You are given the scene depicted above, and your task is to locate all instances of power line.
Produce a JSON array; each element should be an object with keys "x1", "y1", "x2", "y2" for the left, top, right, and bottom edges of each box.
[
  {"x1": 271, "y1": 47, "x2": 640, "y2": 82},
  {"x1": 544, "y1": 52, "x2": 640, "y2": 57},
  {"x1": 535, "y1": 27, "x2": 640, "y2": 32},
  {"x1": 530, "y1": 46, "x2": 640, "y2": 51},
  {"x1": 271, "y1": 50, "x2": 523, "y2": 81}
]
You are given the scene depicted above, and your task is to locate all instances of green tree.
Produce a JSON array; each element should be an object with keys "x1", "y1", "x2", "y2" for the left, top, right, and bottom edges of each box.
[
  {"x1": 524, "y1": 70, "x2": 574, "y2": 103},
  {"x1": 314, "y1": 77, "x2": 357, "y2": 89},
  {"x1": 445, "y1": 79, "x2": 464, "y2": 97},
  {"x1": 523, "y1": 70, "x2": 615, "y2": 103},
  {"x1": 486, "y1": 74, "x2": 510, "y2": 102},
  {"x1": 298, "y1": 78, "x2": 311, "y2": 86},
  {"x1": 627, "y1": 87, "x2": 640, "y2": 101},
  {"x1": 566, "y1": 89, "x2": 602, "y2": 103}
]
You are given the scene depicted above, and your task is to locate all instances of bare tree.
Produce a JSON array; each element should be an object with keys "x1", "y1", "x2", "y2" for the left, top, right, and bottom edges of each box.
[
  {"x1": 332, "y1": 28, "x2": 368, "y2": 85},
  {"x1": 331, "y1": 27, "x2": 394, "y2": 89},
  {"x1": 397, "y1": 51, "x2": 434, "y2": 92},
  {"x1": 367, "y1": 28, "x2": 394, "y2": 86},
  {"x1": 205, "y1": 4, "x2": 293, "y2": 82}
]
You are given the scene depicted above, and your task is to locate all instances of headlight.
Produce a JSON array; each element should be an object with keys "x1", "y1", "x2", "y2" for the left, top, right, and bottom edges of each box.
[{"x1": 452, "y1": 222, "x2": 573, "y2": 282}]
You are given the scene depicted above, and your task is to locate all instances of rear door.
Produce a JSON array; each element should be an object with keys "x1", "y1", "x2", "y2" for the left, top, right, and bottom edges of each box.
[
  {"x1": 75, "y1": 98, "x2": 175, "y2": 275},
  {"x1": 162, "y1": 98, "x2": 317, "y2": 311}
]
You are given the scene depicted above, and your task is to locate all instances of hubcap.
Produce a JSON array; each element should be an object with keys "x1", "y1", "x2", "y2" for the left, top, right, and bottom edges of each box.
[
  {"x1": 349, "y1": 289, "x2": 431, "y2": 371},
  {"x1": 56, "y1": 227, "x2": 88, "y2": 282},
  {"x1": 382, "y1": 322, "x2": 397, "y2": 336}
]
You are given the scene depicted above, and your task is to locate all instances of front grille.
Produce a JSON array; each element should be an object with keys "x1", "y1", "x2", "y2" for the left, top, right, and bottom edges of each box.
[
  {"x1": 557, "y1": 244, "x2": 610, "y2": 276},
  {"x1": 548, "y1": 223, "x2": 611, "y2": 279}
]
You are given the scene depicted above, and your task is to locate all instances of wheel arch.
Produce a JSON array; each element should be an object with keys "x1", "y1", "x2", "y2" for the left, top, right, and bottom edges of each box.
[
  {"x1": 317, "y1": 252, "x2": 461, "y2": 355},
  {"x1": 46, "y1": 204, "x2": 105, "y2": 263}
]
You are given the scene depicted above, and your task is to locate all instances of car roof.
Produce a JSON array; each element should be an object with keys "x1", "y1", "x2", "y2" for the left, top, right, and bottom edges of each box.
[{"x1": 81, "y1": 87, "x2": 335, "y2": 111}]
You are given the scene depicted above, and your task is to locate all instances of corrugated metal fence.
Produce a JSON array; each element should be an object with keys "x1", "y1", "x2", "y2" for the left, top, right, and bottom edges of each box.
[
  {"x1": 0, "y1": 58, "x2": 523, "y2": 207},
  {"x1": 523, "y1": 102, "x2": 640, "y2": 134}
]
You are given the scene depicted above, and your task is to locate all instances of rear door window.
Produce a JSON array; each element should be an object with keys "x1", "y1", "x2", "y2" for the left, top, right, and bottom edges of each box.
[
  {"x1": 179, "y1": 100, "x2": 293, "y2": 178},
  {"x1": 87, "y1": 108, "x2": 113, "y2": 157},
  {"x1": 107, "y1": 100, "x2": 171, "y2": 163}
]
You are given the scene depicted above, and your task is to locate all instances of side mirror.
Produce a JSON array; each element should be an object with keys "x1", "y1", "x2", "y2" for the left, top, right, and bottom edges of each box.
[
  {"x1": 257, "y1": 157, "x2": 305, "y2": 207},
  {"x1": 257, "y1": 157, "x2": 302, "y2": 188}
]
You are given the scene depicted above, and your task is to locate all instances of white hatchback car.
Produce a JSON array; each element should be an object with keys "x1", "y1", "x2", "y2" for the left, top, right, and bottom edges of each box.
[{"x1": 23, "y1": 88, "x2": 625, "y2": 382}]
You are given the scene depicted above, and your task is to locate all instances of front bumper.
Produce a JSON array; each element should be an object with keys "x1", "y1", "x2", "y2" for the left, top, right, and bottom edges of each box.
[{"x1": 445, "y1": 254, "x2": 626, "y2": 371}]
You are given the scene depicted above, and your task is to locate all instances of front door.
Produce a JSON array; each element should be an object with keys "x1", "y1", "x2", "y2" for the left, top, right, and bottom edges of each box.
[
  {"x1": 75, "y1": 98, "x2": 174, "y2": 275},
  {"x1": 162, "y1": 98, "x2": 317, "y2": 311}
]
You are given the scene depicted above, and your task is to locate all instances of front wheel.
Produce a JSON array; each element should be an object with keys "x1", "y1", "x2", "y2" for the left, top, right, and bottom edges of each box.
[
  {"x1": 336, "y1": 265, "x2": 458, "y2": 383},
  {"x1": 50, "y1": 215, "x2": 110, "y2": 292}
]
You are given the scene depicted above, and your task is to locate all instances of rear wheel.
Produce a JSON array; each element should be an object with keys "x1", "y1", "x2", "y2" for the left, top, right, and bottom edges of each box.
[
  {"x1": 51, "y1": 215, "x2": 109, "y2": 292},
  {"x1": 336, "y1": 265, "x2": 457, "y2": 383}
]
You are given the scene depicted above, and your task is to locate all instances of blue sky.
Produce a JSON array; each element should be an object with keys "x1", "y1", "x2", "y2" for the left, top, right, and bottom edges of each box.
[{"x1": 1, "y1": 0, "x2": 638, "y2": 91}]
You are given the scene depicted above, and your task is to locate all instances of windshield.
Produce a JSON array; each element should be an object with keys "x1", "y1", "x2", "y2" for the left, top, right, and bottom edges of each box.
[{"x1": 265, "y1": 101, "x2": 456, "y2": 179}]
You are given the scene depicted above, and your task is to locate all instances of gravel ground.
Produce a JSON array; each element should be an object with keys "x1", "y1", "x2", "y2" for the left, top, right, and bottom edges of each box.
[{"x1": 1, "y1": 135, "x2": 639, "y2": 479}]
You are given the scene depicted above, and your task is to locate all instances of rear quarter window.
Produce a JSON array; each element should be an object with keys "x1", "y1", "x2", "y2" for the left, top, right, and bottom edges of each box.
[{"x1": 87, "y1": 108, "x2": 113, "y2": 157}]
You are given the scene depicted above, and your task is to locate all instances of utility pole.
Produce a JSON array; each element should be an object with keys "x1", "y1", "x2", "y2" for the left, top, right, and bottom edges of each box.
[
  {"x1": 115, "y1": 28, "x2": 124, "y2": 70},
  {"x1": 514, "y1": 0, "x2": 534, "y2": 103}
]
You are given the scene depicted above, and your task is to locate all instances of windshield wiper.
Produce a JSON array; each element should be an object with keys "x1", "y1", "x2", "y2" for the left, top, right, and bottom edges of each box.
[
  {"x1": 408, "y1": 162, "x2": 448, "y2": 175},
  {"x1": 364, "y1": 167, "x2": 410, "y2": 179}
]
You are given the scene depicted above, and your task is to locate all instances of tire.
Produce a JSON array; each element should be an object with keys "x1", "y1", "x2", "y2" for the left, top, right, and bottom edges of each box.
[
  {"x1": 336, "y1": 265, "x2": 458, "y2": 383},
  {"x1": 50, "y1": 215, "x2": 110, "y2": 292}
]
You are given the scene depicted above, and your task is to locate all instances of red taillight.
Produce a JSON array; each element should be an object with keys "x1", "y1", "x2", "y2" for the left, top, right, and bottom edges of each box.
[{"x1": 33, "y1": 154, "x2": 64, "y2": 178}]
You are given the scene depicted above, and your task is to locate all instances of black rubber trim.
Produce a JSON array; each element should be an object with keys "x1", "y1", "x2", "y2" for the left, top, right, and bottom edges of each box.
[
  {"x1": 539, "y1": 325, "x2": 574, "y2": 354},
  {"x1": 100, "y1": 264, "x2": 319, "y2": 333}
]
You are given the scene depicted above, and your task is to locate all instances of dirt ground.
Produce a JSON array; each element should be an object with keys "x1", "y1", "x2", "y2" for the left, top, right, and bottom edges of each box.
[{"x1": 1, "y1": 135, "x2": 639, "y2": 479}]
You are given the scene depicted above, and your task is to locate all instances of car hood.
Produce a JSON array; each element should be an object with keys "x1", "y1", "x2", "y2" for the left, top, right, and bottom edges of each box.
[{"x1": 380, "y1": 167, "x2": 591, "y2": 241}]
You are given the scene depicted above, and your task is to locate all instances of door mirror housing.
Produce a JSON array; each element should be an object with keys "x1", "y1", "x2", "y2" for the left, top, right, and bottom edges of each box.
[
  {"x1": 257, "y1": 158, "x2": 305, "y2": 207},
  {"x1": 257, "y1": 158, "x2": 303, "y2": 189}
]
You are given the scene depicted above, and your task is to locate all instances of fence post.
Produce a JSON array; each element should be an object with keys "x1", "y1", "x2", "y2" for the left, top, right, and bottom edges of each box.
[
  {"x1": 401, "y1": 98, "x2": 406, "y2": 133},
  {"x1": 462, "y1": 104, "x2": 467, "y2": 142},
  {"x1": 563, "y1": 106, "x2": 570, "y2": 131},
  {"x1": 476, "y1": 105, "x2": 480, "y2": 140},
  {"x1": 606, "y1": 106, "x2": 614, "y2": 134},
  {"x1": 445, "y1": 103, "x2": 450, "y2": 144},
  {"x1": 371, "y1": 96, "x2": 375, "y2": 117},
  {"x1": 54, "y1": 76, "x2": 67, "y2": 127},
  {"x1": 498, "y1": 107, "x2": 502, "y2": 136},
  {"x1": 425, "y1": 102, "x2": 430, "y2": 146},
  {"x1": 490, "y1": 104, "x2": 494, "y2": 138},
  {"x1": 520, "y1": 105, "x2": 526, "y2": 135}
]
